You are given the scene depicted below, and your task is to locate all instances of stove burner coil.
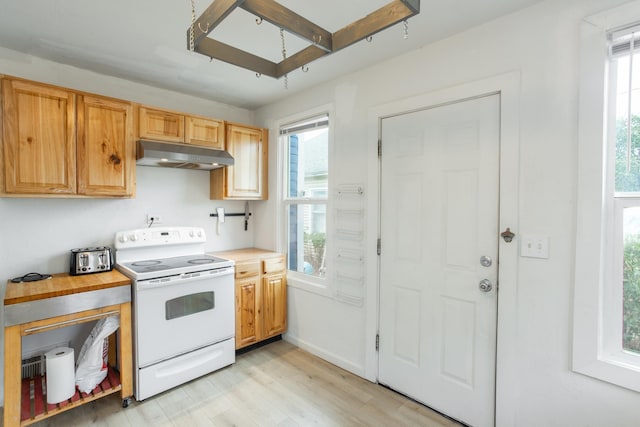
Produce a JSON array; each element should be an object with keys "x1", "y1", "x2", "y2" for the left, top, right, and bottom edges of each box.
[
  {"x1": 140, "y1": 265, "x2": 168, "y2": 272},
  {"x1": 132, "y1": 260, "x2": 162, "y2": 266},
  {"x1": 188, "y1": 259, "x2": 215, "y2": 265}
]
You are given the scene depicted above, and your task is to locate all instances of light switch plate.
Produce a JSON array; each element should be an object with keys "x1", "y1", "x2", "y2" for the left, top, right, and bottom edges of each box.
[{"x1": 521, "y1": 235, "x2": 549, "y2": 259}]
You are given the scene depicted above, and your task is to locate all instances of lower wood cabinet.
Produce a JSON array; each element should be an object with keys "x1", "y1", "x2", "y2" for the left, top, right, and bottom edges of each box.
[
  {"x1": 235, "y1": 274, "x2": 261, "y2": 348},
  {"x1": 261, "y1": 254, "x2": 287, "y2": 339},
  {"x1": 215, "y1": 249, "x2": 287, "y2": 350}
]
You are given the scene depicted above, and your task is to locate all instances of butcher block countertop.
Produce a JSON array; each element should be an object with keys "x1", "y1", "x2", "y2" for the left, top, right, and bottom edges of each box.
[
  {"x1": 213, "y1": 248, "x2": 283, "y2": 262},
  {"x1": 4, "y1": 270, "x2": 130, "y2": 305}
]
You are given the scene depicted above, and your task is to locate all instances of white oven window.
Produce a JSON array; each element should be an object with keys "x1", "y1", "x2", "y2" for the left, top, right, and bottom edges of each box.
[{"x1": 165, "y1": 291, "x2": 215, "y2": 320}]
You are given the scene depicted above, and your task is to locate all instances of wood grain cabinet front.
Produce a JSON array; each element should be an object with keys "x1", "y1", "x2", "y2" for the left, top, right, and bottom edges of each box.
[
  {"x1": 210, "y1": 123, "x2": 268, "y2": 200},
  {"x1": 235, "y1": 268, "x2": 261, "y2": 349},
  {"x1": 262, "y1": 267, "x2": 287, "y2": 339},
  {"x1": 261, "y1": 256, "x2": 287, "y2": 338},
  {"x1": 186, "y1": 116, "x2": 224, "y2": 149},
  {"x1": 216, "y1": 250, "x2": 286, "y2": 350},
  {"x1": 138, "y1": 106, "x2": 225, "y2": 149},
  {"x1": 138, "y1": 106, "x2": 185, "y2": 143},
  {"x1": 1, "y1": 77, "x2": 135, "y2": 197},
  {"x1": 77, "y1": 95, "x2": 134, "y2": 196},
  {"x1": 1, "y1": 79, "x2": 77, "y2": 194}
]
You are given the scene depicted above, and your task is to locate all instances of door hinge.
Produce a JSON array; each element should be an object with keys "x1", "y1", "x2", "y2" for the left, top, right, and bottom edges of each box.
[
  {"x1": 377, "y1": 238, "x2": 381, "y2": 255},
  {"x1": 378, "y1": 139, "x2": 382, "y2": 158},
  {"x1": 376, "y1": 333, "x2": 380, "y2": 351}
]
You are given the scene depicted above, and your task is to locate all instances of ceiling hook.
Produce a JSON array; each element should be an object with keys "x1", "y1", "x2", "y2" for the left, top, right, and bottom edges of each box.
[
  {"x1": 366, "y1": 35, "x2": 373, "y2": 42},
  {"x1": 301, "y1": 65, "x2": 309, "y2": 73},
  {"x1": 313, "y1": 34, "x2": 322, "y2": 45},
  {"x1": 256, "y1": 72, "x2": 261, "y2": 78},
  {"x1": 256, "y1": 17, "x2": 263, "y2": 25},
  {"x1": 209, "y1": 57, "x2": 213, "y2": 62},
  {"x1": 189, "y1": 0, "x2": 196, "y2": 51},
  {"x1": 197, "y1": 22, "x2": 210, "y2": 33}
]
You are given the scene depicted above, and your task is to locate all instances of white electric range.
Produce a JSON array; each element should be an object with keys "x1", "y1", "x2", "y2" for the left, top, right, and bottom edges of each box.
[{"x1": 114, "y1": 226, "x2": 235, "y2": 401}]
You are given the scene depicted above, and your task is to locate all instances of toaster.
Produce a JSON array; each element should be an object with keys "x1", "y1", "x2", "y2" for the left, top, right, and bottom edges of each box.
[{"x1": 70, "y1": 246, "x2": 114, "y2": 275}]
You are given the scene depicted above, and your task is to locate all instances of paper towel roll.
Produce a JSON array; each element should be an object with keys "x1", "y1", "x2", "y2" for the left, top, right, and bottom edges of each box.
[{"x1": 45, "y1": 347, "x2": 75, "y2": 404}]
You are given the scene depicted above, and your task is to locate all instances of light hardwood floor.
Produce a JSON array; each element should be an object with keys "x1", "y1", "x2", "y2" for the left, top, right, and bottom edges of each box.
[{"x1": 18, "y1": 340, "x2": 463, "y2": 426}]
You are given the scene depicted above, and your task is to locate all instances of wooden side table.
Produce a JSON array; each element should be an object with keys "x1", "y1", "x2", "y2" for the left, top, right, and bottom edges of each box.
[{"x1": 3, "y1": 270, "x2": 133, "y2": 427}]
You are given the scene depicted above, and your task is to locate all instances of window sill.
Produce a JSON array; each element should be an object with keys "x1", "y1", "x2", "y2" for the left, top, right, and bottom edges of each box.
[
  {"x1": 573, "y1": 352, "x2": 640, "y2": 393},
  {"x1": 286, "y1": 272, "x2": 332, "y2": 298}
]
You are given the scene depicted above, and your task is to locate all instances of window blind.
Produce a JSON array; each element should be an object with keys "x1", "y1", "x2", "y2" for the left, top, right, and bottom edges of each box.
[
  {"x1": 279, "y1": 114, "x2": 329, "y2": 135},
  {"x1": 610, "y1": 22, "x2": 640, "y2": 56},
  {"x1": 609, "y1": 22, "x2": 640, "y2": 172}
]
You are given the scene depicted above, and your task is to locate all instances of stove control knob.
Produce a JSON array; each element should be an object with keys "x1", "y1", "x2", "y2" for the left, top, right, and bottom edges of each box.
[
  {"x1": 119, "y1": 234, "x2": 128, "y2": 243},
  {"x1": 189, "y1": 230, "x2": 195, "y2": 237},
  {"x1": 197, "y1": 230, "x2": 203, "y2": 237},
  {"x1": 130, "y1": 233, "x2": 138, "y2": 242}
]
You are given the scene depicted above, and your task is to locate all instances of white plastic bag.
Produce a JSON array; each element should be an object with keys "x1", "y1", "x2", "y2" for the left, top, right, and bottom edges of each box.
[{"x1": 75, "y1": 316, "x2": 120, "y2": 393}]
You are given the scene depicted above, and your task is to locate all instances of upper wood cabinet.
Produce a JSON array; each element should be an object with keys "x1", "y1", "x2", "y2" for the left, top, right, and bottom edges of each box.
[
  {"x1": 2, "y1": 79, "x2": 77, "y2": 194},
  {"x1": 186, "y1": 116, "x2": 224, "y2": 149},
  {"x1": 138, "y1": 106, "x2": 224, "y2": 149},
  {"x1": 210, "y1": 123, "x2": 268, "y2": 200},
  {"x1": 77, "y1": 95, "x2": 134, "y2": 196},
  {"x1": 1, "y1": 77, "x2": 135, "y2": 197},
  {"x1": 138, "y1": 107, "x2": 184, "y2": 143}
]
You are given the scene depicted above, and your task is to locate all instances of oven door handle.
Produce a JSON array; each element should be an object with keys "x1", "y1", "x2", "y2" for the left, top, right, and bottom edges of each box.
[{"x1": 137, "y1": 267, "x2": 234, "y2": 290}]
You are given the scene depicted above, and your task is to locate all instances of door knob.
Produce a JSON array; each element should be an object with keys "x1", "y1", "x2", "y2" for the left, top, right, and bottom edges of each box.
[
  {"x1": 479, "y1": 279, "x2": 493, "y2": 292},
  {"x1": 480, "y1": 256, "x2": 492, "y2": 267}
]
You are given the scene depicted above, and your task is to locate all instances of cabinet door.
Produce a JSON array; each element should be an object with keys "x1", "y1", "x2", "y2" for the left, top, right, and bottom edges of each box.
[
  {"x1": 77, "y1": 95, "x2": 134, "y2": 197},
  {"x1": 262, "y1": 273, "x2": 287, "y2": 338},
  {"x1": 186, "y1": 116, "x2": 224, "y2": 149},
  {"x1": 235, "y1": 276, "x2": 261, "y2": 349},
  {"x1": 2, "y1": 79, "x2": 76, "y2": 194},
  {"x1": 138, "y1": 107, "x2": 184, "y2": 143},
  {"x1": 210, "y1": 124, "x2": 267, "y2": 200}
]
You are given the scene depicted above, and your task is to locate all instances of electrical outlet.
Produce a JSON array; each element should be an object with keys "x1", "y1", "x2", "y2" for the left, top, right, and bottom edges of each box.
[{"x1": 146, "y1": 214, "x2": 162, "y2": 225}]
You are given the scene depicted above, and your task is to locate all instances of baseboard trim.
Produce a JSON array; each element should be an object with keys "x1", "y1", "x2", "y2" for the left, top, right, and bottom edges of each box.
[
  {"x1": 283, "y1": 334, "x2": 368, "y2": 380},
  {"x1": 236, "y1": 335, "x2": 282, "y2": 356}
]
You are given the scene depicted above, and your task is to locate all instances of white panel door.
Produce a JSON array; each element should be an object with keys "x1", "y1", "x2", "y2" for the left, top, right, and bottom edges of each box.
[{"x1": 379, "y1": 94, "x2": 500, "y2": 427}]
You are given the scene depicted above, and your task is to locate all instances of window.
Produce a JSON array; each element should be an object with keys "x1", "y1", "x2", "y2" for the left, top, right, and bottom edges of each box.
[
  {"x1": 280, "y1": 114, "x2": 329, "y2": 285},
  {"x1": 610, "y1": 26, "x2": 640, "y2": 356},
  {"x1": 573, "y1": 2, "x2": 640, "y2": 392}
]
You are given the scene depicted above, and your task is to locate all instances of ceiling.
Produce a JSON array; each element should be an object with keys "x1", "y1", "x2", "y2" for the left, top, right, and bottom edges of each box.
[{"x1": 0, "y1": 0, "x2": 544, "y2": 110}]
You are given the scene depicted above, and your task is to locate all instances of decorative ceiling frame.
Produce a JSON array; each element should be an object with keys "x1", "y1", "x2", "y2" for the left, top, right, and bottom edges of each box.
[{"x1": 187, "y1": 0, "x2": 420, "y2": 79}]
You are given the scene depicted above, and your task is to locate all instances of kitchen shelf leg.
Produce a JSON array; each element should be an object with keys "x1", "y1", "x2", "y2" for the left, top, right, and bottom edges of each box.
[
  {"x1": 118, "y1": 302, "x2": 133, "y2": 400},
  {"x1": 4, "y1": 324, "x2": 22, "y2": 427}
]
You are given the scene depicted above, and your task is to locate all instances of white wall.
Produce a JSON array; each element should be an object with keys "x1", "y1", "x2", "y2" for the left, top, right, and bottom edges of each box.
[
  {"x1": 0, "y1": 49, "x2": 258, "y2": 404},
  {"x1": 254, "y1": 0, "x2": 640, "y2": 426}
]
